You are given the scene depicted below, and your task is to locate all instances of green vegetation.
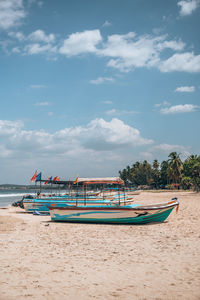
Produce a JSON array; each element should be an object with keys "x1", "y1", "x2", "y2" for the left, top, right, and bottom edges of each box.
[{"x1": 119, "y1": 152, "x2": 200, "y2": 191}]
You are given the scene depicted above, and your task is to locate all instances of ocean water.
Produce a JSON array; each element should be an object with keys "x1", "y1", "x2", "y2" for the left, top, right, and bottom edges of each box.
[
  {"x1": 0, "y1": 190, "x2": 37, "y2": 208},
  {"x1": 0, "y1": 188, "x2": 69, "y2": 208}
]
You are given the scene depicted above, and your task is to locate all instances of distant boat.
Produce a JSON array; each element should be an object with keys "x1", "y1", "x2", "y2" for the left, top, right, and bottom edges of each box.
[
  {"x1": 48, "y1": 198, "x2": 179, "y2": 225},
  {"x1": 22, "y1": 177, "x2": 133, "y2": 213},
  {"x1": 22, "y1": 194, "x2": 135, "y2": 213}
]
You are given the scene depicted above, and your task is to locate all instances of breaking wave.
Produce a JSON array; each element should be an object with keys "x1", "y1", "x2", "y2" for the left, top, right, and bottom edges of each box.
[{"x1": 0, "y1": 193, "x2": 35, "y2": 198}]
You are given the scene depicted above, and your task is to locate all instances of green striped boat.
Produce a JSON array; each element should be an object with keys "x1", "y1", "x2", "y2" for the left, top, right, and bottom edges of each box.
[{"x1": 49, "y1": 198, "x2": 179, "y2": 224}]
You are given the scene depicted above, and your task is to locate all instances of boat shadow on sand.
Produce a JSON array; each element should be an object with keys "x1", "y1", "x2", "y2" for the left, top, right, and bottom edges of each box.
[{"x1": 40, "y1": 219, "x2": 170, "y2": 226}]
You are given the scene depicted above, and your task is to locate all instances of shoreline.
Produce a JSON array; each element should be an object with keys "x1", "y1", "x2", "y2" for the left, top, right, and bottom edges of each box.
[{"x1": 0, "y1": 191, "x2": 200, "y2": 300}]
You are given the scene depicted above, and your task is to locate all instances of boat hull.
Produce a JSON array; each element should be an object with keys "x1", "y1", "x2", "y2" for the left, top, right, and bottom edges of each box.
[{"x1": 49, "y1": 199, "x2": 179, "y2": 224}]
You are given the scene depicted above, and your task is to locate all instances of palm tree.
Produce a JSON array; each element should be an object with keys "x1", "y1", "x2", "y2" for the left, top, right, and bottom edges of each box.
[
  {"x1": 168, "y1": 152, "x2": 183, "y2": 184},
  {"x1": 192, "y1": 160, "x2": 200, "y2": 192},
  {"x1": 160, "y1": 160, "x2": 169, "y2": 186},
  {"x1": 166, "y1": 165, "x2": 173, "y2": 184},
  {"x1": 152, "y1": 159, "x2": 160, "y2": 188},
  {"x1": 153, "y1": 159, "x2": 159, "y2": 170},
  {"x1": 182, "y1": 154, "x2": 200, "y2": 191}
]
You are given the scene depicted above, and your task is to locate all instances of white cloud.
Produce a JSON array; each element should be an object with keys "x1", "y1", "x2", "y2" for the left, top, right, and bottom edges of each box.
[
  {"x1": 175, "y1": 86, "x2": 195, "y2": 92},
  {"x1": 8, "y1": 31, "x2": 25, "y2": 41},
  {"x1": 90, "y1": 77, "x2": 114, "y2": 84},
  {"x1": 102, "y1": 100, "x2": 113, "y2": 105},
  {"x1": 0, "y1": 0, "x2": 26, "y2": 30},
  {"x1": 59, "y1": 29, "x2": 102, "y2": 56},
  {"x1": 102, "y1": 21, "x2": 112, "y2": 27},
  {"x1": 106, "y1": 109, "x2": 117, "y2": 115},
  {"x1": 106, "y1": 109, "x2": 139, "y2": 116},
  {"x1": 140, "y1": 151, "x2": 153, "y2": 160},
  {"x1": 8, "y1": 118, "x2": 200, "y2": 182},
  {"x1": 6, "y1": 27, "x2": 200, "y2": 74},
  {"x1": 0, "y1": 118, "x2": 155, "y2": 182},
  {"x1": 154, "y1": 101, "x2": 170, "y2": 108},
  {"x1": 0, "y1": 118, "x2": 153, "y2": 159},
  {"x1": 156, "y1": 40, "x2": 185, "y2": 51},
  {"x1": 22, "y1": 30, "x2": 57, "y2": 56},
  {"x1": 159, "y1": 52, "x2": 200, "y2": 73},
  {"x1": 28, "y1": 30, "x2": 55, "y2": 43},
  {"x1": 99, "y1": 32, "x2": 185, "y2": 72},
  {"x1": 7, "y1": 29, "x2": 56, "y2": 57},
  {"x1": 35, "y1": 101, "x2": 51, "y2": 106},
  {"x1": 81, "y1": 118, "x2": 153, "y2": 148},
  {"x1": 101, "y1": 32, "x2": 158, "y2": 72},
  {"x1": 160, "y1": 104, "x2": 198, "y2": 114},
  {"x1": 59, "y1": 30, "x2": 186, "y2": 74},
  {"x1": 98, "y1": 31, "x2": 197, "y2": 73},
  {"x1": 58, "y1": 30, "x2": 199, "y2": 73},
  {"x1": 25, "y1": 43, "x2": 56, "y2": 55},
  {"x1": 178, "y1": 0, "x2": 200, "y2": 16},
  {"x1": 0, "y1": 119, "x2": 23, "y2": 136},
  {"x1": 152, "y1": 143, "x2": 190, "y2": 156},
  {"x1": 141, "y1": 143, "x2": 191, "y2": 161},
  {"x1": 12, "y1": 46, "x2": 20, "y2": 53}
]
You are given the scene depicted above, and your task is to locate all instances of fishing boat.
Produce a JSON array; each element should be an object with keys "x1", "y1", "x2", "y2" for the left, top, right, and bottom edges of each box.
[
  {"x1": 22, "y1": 177, "x2": 132, "y2": 213},
  {"x1": 49, "y1": 198, "x2": 179, "y2": 224},
  {"x1": 23, "y1": 196, "x2": 131, "y2": 213},
  {"x1": 23, "y1": 193, "x2": 134, "y2": 213}
]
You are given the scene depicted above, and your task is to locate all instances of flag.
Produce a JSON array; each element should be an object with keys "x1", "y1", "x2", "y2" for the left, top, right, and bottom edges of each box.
[
  {"x1": 53, "y1": 176, "x2": 59, "y2": 181},
  {"x1": 35, "y1": 172, "x2": 42, "y2": 182},
  {"x1": 73, "y1": 176, "x2": 79, "y2": 184},
  {"x1": 43, "y1": 177, "x2": 51, "y2": 185},
  {"x1": 30, "y1": 171, "x2": 37, "y2": 182}
]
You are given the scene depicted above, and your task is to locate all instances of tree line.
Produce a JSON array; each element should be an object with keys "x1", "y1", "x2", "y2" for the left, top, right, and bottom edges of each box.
[{"x1": 119, "y1": 152, "x2": 200, "y2": 191}]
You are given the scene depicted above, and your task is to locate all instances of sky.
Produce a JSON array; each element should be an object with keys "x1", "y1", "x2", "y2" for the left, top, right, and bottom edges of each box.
[{"x1": 0, "y1": 0, "x2": 199, "y2": 184}]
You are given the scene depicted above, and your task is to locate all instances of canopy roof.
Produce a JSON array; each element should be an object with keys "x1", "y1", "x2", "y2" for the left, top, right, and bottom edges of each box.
[{"x1": 76, "y1": 177, "x2": 124, "y2": 185}]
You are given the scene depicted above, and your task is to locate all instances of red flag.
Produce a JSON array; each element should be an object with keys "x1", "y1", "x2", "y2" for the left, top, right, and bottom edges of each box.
[
  {"x1": 43, "y1": 177, "x2": 50, "y2": 185},
  {"x1": 53, "y1": 176, "x2": 59, "y2": 181},
  {"x1": 30, "y1": 171, "x2": 37, "y2": 182}
]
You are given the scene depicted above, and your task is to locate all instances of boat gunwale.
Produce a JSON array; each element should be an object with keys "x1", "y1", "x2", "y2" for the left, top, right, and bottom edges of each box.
[{"x1": 48, "y1": 198, "x2": 179, "y2": 211}]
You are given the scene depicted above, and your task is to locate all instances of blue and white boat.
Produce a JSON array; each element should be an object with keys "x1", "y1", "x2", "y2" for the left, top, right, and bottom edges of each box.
[
  {"x1": 22, "y1": 193, "x2": 134, "y2": 213},
  {"x1": 22, "y1": 177, "x2": 132, "y2": 213}
]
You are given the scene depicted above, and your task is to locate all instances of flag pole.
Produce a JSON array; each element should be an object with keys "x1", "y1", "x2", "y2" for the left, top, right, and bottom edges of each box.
[{"x1": 59, "y1": 181, "x2": 60, "y2": 195}]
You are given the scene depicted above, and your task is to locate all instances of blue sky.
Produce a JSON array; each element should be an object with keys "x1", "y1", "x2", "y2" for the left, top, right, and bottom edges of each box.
[{"x1": 0, "y1": 0, "x2": 199, "y2": 184}]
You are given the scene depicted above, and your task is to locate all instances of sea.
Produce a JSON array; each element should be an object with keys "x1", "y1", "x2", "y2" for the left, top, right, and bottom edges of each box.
[
  {"x1": 0, "y1": 188, "x2": 66, "y2": 208},
  {"x1": 0, "y1": 189, "x2": 37, "y2": 208}
]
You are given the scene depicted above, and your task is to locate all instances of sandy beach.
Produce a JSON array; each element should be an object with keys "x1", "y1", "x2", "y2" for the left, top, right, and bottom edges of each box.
[{"x1": 0, "y1": 191, "x2": 200, "y2": 300}]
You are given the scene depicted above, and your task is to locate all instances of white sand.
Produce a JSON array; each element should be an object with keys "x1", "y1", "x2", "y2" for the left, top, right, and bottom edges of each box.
[{"x1": 0, "y1": 191, "x2": 200, "y2": 300}]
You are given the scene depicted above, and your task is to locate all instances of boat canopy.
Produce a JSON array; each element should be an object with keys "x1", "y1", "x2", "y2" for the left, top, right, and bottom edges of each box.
[{"x1": 75, "y1": 177, "x2": 124, "y2": 185}]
